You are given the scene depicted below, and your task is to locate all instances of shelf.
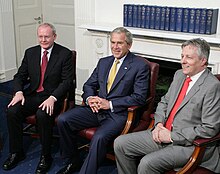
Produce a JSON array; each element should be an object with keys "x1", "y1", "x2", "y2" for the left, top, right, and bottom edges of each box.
[{"x1": 80, "y1": 24, "x2": 220, "y2": 46}]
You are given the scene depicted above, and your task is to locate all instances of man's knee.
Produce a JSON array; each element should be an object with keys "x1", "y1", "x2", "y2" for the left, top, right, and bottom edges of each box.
[
  {"x1": 114, "y1": 135, "x2": 126, "y2": 153},
  {"x1": 138, "y1": 157, "x2": 153, "y2": 173},
  {"x1": 7, "y1": 104, "x2": 21, "y2": 120}
]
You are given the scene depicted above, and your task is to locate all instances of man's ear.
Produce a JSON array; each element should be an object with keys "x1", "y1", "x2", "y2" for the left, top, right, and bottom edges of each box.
[{"x1": 201, "y1": 57, "x2": 208, "y2": 66}]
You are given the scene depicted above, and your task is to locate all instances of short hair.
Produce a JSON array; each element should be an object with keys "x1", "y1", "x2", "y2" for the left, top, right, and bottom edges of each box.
[
  {"x1": 181, "y1": 38, "x2": 210, "y2": 63},
  {"x1": 37, "y1": 23, "x2": 56, "y2": 35},
  {"x1": 110, "y1": 27, "x2": 133, "y2": 45}
]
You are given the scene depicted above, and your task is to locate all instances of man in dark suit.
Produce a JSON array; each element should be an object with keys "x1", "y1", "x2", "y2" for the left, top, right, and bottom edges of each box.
[
  {"x1": 114, "y1": 38, "x2": 220, "y2": 174},
  {"x1": 2, "y1": 23, "x2": 73, "y2": 174},
  {"x1": 56, "y1": 27, "x2": 149, "y2": 174}
]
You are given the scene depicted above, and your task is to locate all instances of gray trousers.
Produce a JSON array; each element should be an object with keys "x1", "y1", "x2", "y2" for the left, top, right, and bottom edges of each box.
[{"x1": 114, "y1": 130, "x2": 194, "y2": 174}]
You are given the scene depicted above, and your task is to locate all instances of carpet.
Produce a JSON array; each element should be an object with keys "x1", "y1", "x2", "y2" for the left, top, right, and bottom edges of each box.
[{"x1": 0, "y1": 81, "x2": 118, "y2": 174}]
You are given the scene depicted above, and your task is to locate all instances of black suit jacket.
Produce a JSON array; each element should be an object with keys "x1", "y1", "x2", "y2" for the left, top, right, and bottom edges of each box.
[{"x1": 13, "y1": 43, "x2": 73, "y2": 101}]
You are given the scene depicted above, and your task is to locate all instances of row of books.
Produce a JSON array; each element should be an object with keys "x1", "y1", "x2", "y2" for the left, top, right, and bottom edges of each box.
[{"x1": 123, "y1": 4, "x2": 219, "y2": 35}]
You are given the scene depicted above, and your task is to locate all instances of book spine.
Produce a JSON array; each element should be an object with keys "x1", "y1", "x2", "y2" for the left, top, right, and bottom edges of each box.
[
  {"x1": 165, "y1": 7, "x2": 171, "y2": 31},
  {"x1": 145, "y1": 5, "x2": 151, "y2": 29},
  {"x1": 194, "y1": 8, "x2": 201, "y2": 34},
  {"x1": 132, "y1": 5, "x2": 138, "y2": 27},
  {"x1": 127, "y1": 4, "x2": 133, "y2": 27},
  {"x1": 169, "y1": 7, "x2": 177, "y2": 31},
  {"x1": 155, "y1": 6, "x2": 161, "y2": 30},
  {"x1": 176, "y1": 8, "x2": 183, "y2": 32},
  {"x1": 160, "y1": 6, "x2": 166, "y2": 30},
  {"x1": 205, "y1": 9, "x2": 219, "y2": 34},
  {"x1": 140, "y1": 5, "x2": 146, "y2": 28},
  {"x1": 182, "y1": 8, "x2": 190, "y2": 32},
  {"x1": 199, "y1": 8, "x2": 207, "y2": 34},
  {"x1": 123, "y1": 4, "x2": 128, "y2": 27},
  {"x1": 188, "y1": 8, "x2": 196, "y2": 33},
  {"x1": 137, "y1": 5, "x2": 142, "y2": 28},
  {"x1": 150, "y1": 6, "x2": 156, "y2": 29}
]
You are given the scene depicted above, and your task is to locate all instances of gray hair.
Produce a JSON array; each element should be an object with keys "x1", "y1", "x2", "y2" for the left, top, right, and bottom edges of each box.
[
  {"x1": 110, "y1": 27, "x2": 133, "y2": 45},
  {"x1": 181, "y1": 38, "x2": 210, "y2": 64},
  {"x1": 37, "y1": 23, "x2": 56, "y2": 35}
]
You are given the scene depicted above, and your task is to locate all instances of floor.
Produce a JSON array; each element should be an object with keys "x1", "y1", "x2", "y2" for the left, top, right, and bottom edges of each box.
[{"x1": 0, "y1": 81, "x2": 117, "y2": 174}]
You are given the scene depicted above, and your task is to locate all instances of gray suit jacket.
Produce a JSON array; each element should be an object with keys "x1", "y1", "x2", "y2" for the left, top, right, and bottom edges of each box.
[{"x1": 154, "y1": 69, "x2": 220, "y2": 172}]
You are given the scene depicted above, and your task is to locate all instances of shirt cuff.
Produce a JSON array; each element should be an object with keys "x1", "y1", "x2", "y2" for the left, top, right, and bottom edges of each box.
[
  {"x1": 15, "y1": 91, "x2": 23, "y2": 95},
  {"x1": 170, "y1": 137, "x2": 173, "y2": 143},
  {"x1": 109, "y1": 101, "x2": 114, "y2": 112},
  {"x1": 50, "y1": 95, "x2": 57, "y2": 102}
]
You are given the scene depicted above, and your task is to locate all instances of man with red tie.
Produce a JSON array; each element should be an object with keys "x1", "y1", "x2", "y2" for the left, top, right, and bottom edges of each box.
[
  {"x1": 114, "y1": 38, "x2": 220, "y2": 174},
  {"x1": 2, "y1": 23, "x2": 73, "y2": 174}
]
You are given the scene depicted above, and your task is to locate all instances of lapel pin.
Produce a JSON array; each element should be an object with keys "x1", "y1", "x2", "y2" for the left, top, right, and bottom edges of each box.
[{"x1": 124, "y1": 67, "x2": 128, "y2": 70}]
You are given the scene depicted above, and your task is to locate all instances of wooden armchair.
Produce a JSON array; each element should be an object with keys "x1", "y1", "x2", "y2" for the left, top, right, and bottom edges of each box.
[
  {"x1": 78, "y1": 58, "x2": 159, "y2": 159},
  {"x1": 23, "y1": 50, "x2": 77, "y2": 137}
]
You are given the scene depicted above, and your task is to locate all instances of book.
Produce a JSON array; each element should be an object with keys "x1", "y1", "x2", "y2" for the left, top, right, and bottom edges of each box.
[
  {"x1": 205, "y1": 8, "x2": 219, "y2": 34},
  {"x1": 132, "y1": 5, "x2": 138, "y2": 27},
  {"x1": 199, "y1": 8, "x2": 207, "y2": 34},
  {"x1": 160, "y1": 6, "x2": 166, "y2": 30},
  {"x1": 169, "y1": 7, "x2": 177, "y2": 31},
  {"x1": 194, "y1": 8, "x2": 202, "y2": 34},
  {"x1": 150, "y1": 6, "x2": 156, "y2": 29},
  {"x1": 127, "y1": 4, "x2": 133, "y2": 27},
  {"x1": 145, "y1": 5, "x2": 151, "y2": 29},
  {"x1": 188, "y1": 8, "x2": 196, "y2": 33},
  {"x1": 182, "y1": 8, "x2": 190, "y2": 32},
  {"x1": 176, "y1": 8, "x2": 183, "y2": 32},
  {"x1": 137, "y1": 5, "x2": 142, "y2": 28},
  {"x1": 165, "y1": 7, "x2": 171, "y2": 31},
  {"x1": 123, "y1": 4, "x2": 129, "y2": 27},
  {"x1": 155, "y1": 6, "x2": 161, "y2": 30},
  {"x1": 140, "y1": 5, "x2": 146, "y2": 28}
]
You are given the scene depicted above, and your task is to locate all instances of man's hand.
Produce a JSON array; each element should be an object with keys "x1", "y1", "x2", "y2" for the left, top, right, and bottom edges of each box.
[
  {"x1": 39, "y1": 96, "x2": 56, "y2": 116},
  {"x1": 152, "y1": 123, "x2": 172, "y2": 143},
  {"x1": 87, "y1": 96, "x2": 110, "y2": 113},
  {"x1": 8, "y1": 92, "x2": 25, "y2": 108},
  {"x1": 88, "y1": 96, "x2": 100, "y2": 113}
]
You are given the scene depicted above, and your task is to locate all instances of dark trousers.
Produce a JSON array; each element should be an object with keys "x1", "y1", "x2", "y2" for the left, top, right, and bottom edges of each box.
[
  {"x1": 6, "y1": 92, "x2": 61, "y2": 156},
  {"x1": 57, "y1": 106, "x2": 126, "y2": 174}
]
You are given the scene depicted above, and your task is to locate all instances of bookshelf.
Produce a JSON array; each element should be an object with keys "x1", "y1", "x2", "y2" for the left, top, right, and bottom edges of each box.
[{"x1": 80, "y1": 24, "x2": 220, "y2": 45}]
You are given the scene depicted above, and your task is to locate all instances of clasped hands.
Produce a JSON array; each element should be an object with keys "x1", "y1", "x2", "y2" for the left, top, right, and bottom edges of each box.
[
  {"x1": 87, "y1": 96, "x2": 110, "y2": 113},
  {"x1": 8, "y1": 92, "x2": 56, "y2": 116},
  {"x1": 152, "y1": 123, "x2": 172, "y2": 144}
]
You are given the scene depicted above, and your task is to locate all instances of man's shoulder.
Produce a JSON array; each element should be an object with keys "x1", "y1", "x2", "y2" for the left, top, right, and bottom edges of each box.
[{"x1": 53, "y1": 43, "x2": 71, "y2": 52}]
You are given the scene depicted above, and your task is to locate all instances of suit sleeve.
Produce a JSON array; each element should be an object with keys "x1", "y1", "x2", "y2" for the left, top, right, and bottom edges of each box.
[
  {"x1": 110, "y1": 61, "x2": 149, "y2": 113},
  {"x1": 13, "y1": 50, "x2": 30, "y2": 94},
  {"x1": 171, "y1": 81, "x2": 220, "y2": 146},
  {"x1": 51, "y1": 50, "x2": 74, "y2": 100}
]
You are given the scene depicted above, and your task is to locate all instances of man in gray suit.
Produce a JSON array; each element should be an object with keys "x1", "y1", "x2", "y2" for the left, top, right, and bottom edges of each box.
[{"x1": 114, "y1": 38, "x2": 220, "y2": 174}]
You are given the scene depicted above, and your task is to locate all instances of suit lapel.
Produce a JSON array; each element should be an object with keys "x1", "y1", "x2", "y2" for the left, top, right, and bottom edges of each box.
[
  {"x1": 176, "y1": 69, "x2": 208, "y2": 112},
  {"x1": 33, "y1": 47, "x2": 41, "y2": 82},
  {"x1": 44, "y1": 44, "x2": 58, "y2": 79},
  {"x1": 108, "y1": 53, "x2": 132, "y2": 93},
  {"x1": 167, "y1": 75, "x2": 185, "y2": 115},
  {"x1": 103, "y1": 57, "x2": 114, "y2": 95}
]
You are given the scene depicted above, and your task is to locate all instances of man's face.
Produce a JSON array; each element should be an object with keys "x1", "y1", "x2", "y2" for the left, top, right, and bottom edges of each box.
[
  {"x1": 181, "y1": 45, "x2": 207, "y2": 77},
  {"x1": 110, "y1": 32, "x2": 131, "y2": 59},
  {"x1": 37, "y1": 25, "x2": 57, "y2": 50}
]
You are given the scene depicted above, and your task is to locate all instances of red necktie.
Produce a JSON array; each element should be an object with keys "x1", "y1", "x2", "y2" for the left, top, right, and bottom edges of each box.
[
  {"x1": 37, "y1": 50, "x2": 48, "y2": 92},
  {"x1": 165, "y1": 77, "x2": 192, "y2": 130}
]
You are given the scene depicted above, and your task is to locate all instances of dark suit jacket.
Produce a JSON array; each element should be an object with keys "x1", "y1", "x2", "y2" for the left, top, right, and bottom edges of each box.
[
  {"x1": 13, "y1": 43, "x2": 73, "y2": 101},
  {"x1": 82, "y1": 52, "x2": 149, "y2": 121}
]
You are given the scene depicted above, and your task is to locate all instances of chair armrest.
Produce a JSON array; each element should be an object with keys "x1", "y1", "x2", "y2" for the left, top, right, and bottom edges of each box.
[
  {"x1": 193, "y1": 132, "x2": 220, "y2": 146},
  {"x1": 177, "y1": 133, "x2": 220, "y2": 174},
  {"x1": 121, "y1": 105, "x2": 142, "y2": 135}
]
